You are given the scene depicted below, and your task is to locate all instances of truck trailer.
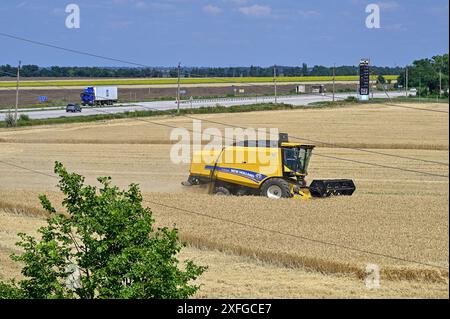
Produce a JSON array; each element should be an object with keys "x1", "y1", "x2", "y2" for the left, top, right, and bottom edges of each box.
[{"x1": 80, "y1": 86, "x2": 118, "y2": 106}]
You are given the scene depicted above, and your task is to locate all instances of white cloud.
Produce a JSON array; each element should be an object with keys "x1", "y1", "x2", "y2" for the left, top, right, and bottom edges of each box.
[
  {"x1": 378, "y1": 1, "x2": 400, "y2": 11},
  {"x1": 385, "y1": 23, "x2": 406, "y2": 31},
  {"x1": 427, "y1": 3, "x2": 450, "y2": 16},
  {"x1": 113, "y1": 0, "x2": 176, "y2": 11},
  {"x1": 50, "y1": 8, "x2": 64, "y2": 16},
  {"x1": 298, "y1": 10, "x2": 320, "y2": 18},
  {"x1": 203, "y1": 4, "x2": 222, "y2": 15},
  {"x1": 229, "y1": 0, "x2": 251, "y2": 5},
  {"x1": 109, "y1": 20, "x2": 134, "y2": 29},
  {"x1": 238, "y1": 4, "x2": 271, "y2": 17}
]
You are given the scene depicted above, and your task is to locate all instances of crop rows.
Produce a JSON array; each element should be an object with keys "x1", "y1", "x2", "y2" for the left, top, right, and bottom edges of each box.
[{"x1": 0, "y1": 75, "x2": 399, "y2": 88}]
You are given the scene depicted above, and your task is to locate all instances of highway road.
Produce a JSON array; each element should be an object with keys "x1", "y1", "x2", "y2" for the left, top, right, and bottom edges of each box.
[{"x1": 0, "y1": 91, "x2": 405, "y2": 121}]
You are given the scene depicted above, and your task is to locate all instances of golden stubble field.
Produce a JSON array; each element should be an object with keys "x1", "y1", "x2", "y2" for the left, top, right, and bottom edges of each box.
[{"x1": 0, "y1": 102, "x2": 448, "y2": 298}]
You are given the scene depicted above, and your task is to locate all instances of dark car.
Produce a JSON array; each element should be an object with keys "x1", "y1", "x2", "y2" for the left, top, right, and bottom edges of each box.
[{"x1": 66, "y1": 104, "x2": 82, "y2": 113}]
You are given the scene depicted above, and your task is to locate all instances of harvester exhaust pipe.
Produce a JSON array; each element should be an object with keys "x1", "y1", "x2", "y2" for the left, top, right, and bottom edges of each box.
[{"x1": 309, "y1": 180, "x2": 356, "y2": 198}]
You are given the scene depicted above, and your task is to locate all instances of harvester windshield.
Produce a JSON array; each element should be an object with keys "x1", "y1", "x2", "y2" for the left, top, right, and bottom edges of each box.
[{"x1": 283, "y1": 147, "x2": 313, "y2": 175}]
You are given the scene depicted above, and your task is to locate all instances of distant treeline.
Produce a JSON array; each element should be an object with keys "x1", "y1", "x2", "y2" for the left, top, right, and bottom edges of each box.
[{"x1": 0, "y1": 64, "x2": 404, "y2": 78}]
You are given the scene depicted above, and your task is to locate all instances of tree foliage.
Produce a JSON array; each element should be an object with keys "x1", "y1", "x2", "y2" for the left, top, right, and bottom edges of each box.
[
  {"x1": 0, "y1": 64, "x2": 403, "y2": 79},
  {"x1": 0, "y1": 162, "x2": 206, "y2": 299},
  {"x1": 398, "y1": 54, "x2": 449, "y2": 96}
]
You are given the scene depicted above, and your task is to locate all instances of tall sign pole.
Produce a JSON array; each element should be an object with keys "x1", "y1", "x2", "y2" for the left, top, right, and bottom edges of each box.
[{"x1": 359, "y1": 58, "x2": 370, "y2": 101}]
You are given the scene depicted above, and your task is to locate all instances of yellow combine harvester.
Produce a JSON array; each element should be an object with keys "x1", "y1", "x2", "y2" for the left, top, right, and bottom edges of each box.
[{"x1": 182, "y1": 133, "x2": 356, "y2": 199}]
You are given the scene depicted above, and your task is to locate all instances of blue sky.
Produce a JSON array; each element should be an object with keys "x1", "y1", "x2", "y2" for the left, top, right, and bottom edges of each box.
[{"x1": 0, "y1": 0, "x2": 448, "y2": 67}]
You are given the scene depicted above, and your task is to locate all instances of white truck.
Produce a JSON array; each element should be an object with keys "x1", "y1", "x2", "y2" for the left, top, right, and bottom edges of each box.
[{"x1": 80, "y1": 86, "x2": 118, "y2": 106}]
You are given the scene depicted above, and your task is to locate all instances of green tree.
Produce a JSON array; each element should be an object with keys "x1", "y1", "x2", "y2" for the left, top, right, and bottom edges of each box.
[
  {"x1": 301, "y1": 63, "x2": 308, "y2": 76},
  {"x1": 398, "y1": 54, "x2": 449, "y2": 96},
  {"x1": 0, "y1": 162, "x2": 206, "y2": 299}
]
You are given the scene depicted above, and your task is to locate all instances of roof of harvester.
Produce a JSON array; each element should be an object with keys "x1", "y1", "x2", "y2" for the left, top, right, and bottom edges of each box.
[{"x1": 232, "y1": 141, "x2": 315, "y2": 148}]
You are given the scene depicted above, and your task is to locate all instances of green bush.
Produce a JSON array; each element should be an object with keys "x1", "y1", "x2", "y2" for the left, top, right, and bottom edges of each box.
[
  {"x1": 0, "y1": 162, "x2": 206, "y2": 299},
  {"x1": 4, "y1": 112, "x2": 16, "y2": 128},
  {"x1": 19, "y1": 114, "x2": 30, "y2": 121},
  {"x1": 345, "y1": 96, "x2": 358, "y2": 102}
]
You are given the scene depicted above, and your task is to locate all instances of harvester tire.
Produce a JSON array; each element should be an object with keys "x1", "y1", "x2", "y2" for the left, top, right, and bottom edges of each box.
[
  {"x1": 261, "y1": 178, "x2": 292, "y2": 199},
  {"x1": 214, "y1": 187, "x2": 231, "y2": 196}
]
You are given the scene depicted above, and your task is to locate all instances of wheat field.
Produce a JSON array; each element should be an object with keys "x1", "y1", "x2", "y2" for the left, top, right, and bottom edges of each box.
[
  {"x1": 0, "y1": 102, "x2": 448, "y2": 298},
  {"x1": 0, "y1": 209, "x2": 447, "y2": 298}
]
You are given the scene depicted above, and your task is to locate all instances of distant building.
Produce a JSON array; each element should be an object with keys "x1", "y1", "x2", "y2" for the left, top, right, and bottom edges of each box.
[
  {"x1": 295, "y1": 85, "x2": 306, "y2": 93},
  {"x1": 311, "y1": 85, "x2": 326, "y2": 94}
]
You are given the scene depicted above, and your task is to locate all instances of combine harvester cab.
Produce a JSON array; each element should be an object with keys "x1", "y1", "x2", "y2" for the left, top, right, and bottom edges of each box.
[{"x1": 182, "y1": 134, "x2": 356, "y2": 200}]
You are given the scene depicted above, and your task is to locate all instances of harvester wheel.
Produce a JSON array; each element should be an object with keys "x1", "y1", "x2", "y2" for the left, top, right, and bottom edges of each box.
[
  {"x1": 261, "y1": 178, "x2": 292, "y2": 199},
  {"x1": 214, "y1": 187, "x2": 231, "y2": 196}
]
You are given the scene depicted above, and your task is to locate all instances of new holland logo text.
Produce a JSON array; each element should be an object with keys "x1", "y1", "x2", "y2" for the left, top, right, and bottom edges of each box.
[{"x1": 205, "y1": 166, "x2": 267, "y2": 183}]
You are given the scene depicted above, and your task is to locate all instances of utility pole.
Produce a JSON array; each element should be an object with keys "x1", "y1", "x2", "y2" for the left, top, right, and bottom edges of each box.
[
  {"x1": 14, "y1": 61, "x2": 21, "y2": 126},
  {"x1": 332, "y1": 63, "x2": 336, "y2": 102},
  {"x1": 273, "y1": 65, "x2": 278, "y2": 104},
  {"x1": 177, "y1": 62, "x2": 181, "y2": 114},
  {"x1": 439, "y1": 67, "x2": 442, "y2": 100},
  {"x1": 419, "y1": 74, "x2": 421, "y2": 103},
  {"x1": 405, "y1": 65, "x2": 409, "y2": 97}
]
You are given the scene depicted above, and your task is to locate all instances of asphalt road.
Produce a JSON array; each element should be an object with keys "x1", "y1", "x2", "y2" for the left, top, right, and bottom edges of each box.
[{"x1": 0, "y1": 92, "x2": 405, "y2": 121}]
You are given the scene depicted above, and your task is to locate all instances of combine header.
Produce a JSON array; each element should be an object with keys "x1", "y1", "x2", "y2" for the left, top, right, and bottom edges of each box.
[{"x1": 182, "y1": 133, "x2": 356, "y2": 200}]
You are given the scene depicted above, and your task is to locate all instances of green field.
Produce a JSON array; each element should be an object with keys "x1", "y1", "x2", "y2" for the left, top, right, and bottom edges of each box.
[{"x1": 0, "y1": 75, "x2": 398, "y2": 88}]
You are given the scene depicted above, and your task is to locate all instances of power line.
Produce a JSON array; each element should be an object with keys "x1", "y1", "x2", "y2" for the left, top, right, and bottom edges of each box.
[
  {"x1": 1, "y1": 34, "x2": 448, "y2": 172},
  {"x1": 0, "y1": 160, "x2": 56, "y2": 179},
  {"x1": 142, "y1": 110, "x2": 449, "y2": 169},
  {"x1": 287, "y1": 134, "x2": 449, "y2": 167},
  {"x1": 71, "y1": 106, "x2": 450, "y2": 180},
  {"x1": 318, "y1": 90, "x2": 449, "y2": 114},
  {"x1": 1, "y1": 31, "x2": 448, "y2": 270},
  {"x1": 0, "y1": 157, "x2": 446, "y2": 270},
  {"x1": 49, "y1": 102, "x2": 450, "y2": 179},
  {"x1": 0, "y1": 32, "x2": 149, "y2": 68},
  {"x1": 2, "y1": 68, "x2": 448, "y2": 171},
  {"x1": 383, "y1": 102, "x2": 449, "y2": 114},
  {"x1": 2, "y1": 30, "x2": 447, "y2": 115},
  {"x1": 0, "y1": 31, "x2": 330, "y2": 95},
  {"x1": 370, "y1": 67, "x2": 449, "y2": 114},
  {"x1": 110, "y1": 102, "x2": 449, "y2": 177},
  {"x1": 4, "y1": 32, "x2": 447, "y2": 114},
  {"x1": 1, "y1": 102, "x2": 448, "y2": 269},
  {"x1": 314, "y1": 154, "x2": 448, "y2": 179},
  {"x1": 145, "y1": 200, "x2": 448, "y2": 270}
]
